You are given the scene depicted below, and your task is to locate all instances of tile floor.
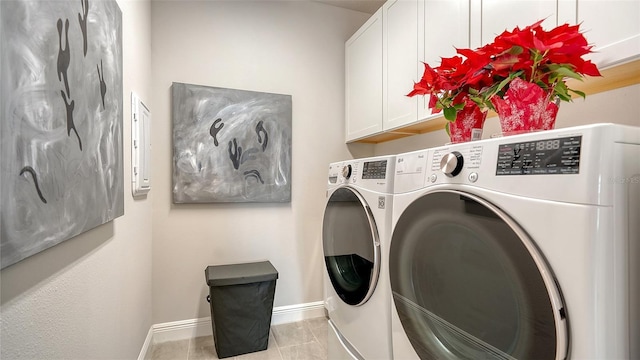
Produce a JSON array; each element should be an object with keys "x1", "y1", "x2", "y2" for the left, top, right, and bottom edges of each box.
[{"x1": 149, "y1": 317, "x2": 328, "y2": 360}]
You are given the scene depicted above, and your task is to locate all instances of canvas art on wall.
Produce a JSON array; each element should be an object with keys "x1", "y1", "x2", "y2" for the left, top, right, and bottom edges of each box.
[
  {"x1": 172, "y1": 83, "x2": 292, "y2": 203},
  {"x1": 0, "y1": 0, "x2": 124, "y2": 269}
]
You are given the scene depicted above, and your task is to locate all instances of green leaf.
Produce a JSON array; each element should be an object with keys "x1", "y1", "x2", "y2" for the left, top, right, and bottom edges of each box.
[
  {"x1": 443, "y1": 106, "x2": 457, "y2": 121},
  {"x1": 556, "y1": 91, "x2": 572, "y2": 102},
  {"x1": 554, "y1": 80, "x2": 567, "y2": 92},
  {"x1": 569, "y1": 88, "x2": 586, "y2": 99},
  {"x1": 444, "y1": 108, "x2": 456, "y2": 121},
  {"x1": 554, "y1": 81, "x2": 572, "y2": 102},
  {"x1": 470, "y1": 97, "x2": 484, "y2": 109},
  {"x1": 548, "y1": 64, "x2": 583, "y2": 81},
  {"x1": 509, "y1": 46, "x2": 524, "y2": 55},
  {"x1": 496, "y1": 76, "x2": 513, "y2": 91},
  {"x1": 445, "y1": 122, "x2": 451, "y2": 137},
  {"x1": 483, "y1": 72, "x2": 520, "y2": 102}
]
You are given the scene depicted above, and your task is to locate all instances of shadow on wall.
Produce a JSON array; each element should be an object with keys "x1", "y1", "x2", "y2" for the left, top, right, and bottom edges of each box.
[
  {"x1": 0, "y1": 222, "x2": 114, "y2": 306},
  {"x1": 347, "y1": 142, "x2": 375, "y2": 159}
]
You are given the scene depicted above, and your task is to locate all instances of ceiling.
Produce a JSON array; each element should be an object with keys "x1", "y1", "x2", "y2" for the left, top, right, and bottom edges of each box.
[
  {"x1": 149, "y1": 0, "x2": 385, "y2": 16},
  {"x1": 312, "y1": 0, "x2": 384, "y2": 14}
]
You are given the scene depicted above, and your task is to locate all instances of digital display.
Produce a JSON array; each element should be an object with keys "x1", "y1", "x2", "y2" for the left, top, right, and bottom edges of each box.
[
  {"x1": 496, "y1": 135, "x2": 582, "y2": 175},
  {"x1": 536, "y1": 139, "x2": 561, "y2": 151},
  {"x1": 362, "y1": 160, "x2": 388, "y2": 179}
]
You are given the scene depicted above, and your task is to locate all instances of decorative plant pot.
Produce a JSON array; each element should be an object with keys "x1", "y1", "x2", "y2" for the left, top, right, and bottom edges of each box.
[
  {"x1": 490, "y1": 77, "x2": 559, "y2": 135},
  {"x1": 447, "y1": 102, "x2": 487, "y2": 143}
]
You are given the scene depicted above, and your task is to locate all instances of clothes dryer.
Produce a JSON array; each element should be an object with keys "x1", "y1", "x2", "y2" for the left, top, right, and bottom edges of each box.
[
  {"x1": 389, "y1": 123, "x2": 640, "y2": 359},
  {"x1": 323, "y1": 155, "x2": 395, "y2": 360}
]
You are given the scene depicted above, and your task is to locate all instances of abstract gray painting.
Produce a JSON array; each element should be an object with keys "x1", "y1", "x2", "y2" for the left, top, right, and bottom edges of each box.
[
  {"x1": 0, "y1": 0, "x2": 124, "y2": 269},
  {"x1": 172, "y1": 83, "x2": 292, "y2": 203}
]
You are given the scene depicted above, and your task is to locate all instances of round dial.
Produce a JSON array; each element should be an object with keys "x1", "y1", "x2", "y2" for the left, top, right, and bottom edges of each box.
[
  {"x1": 342, "y1": 164, "x2": 353, "y2": 179},
  {"x1": 440, "y1": 151, "x2": 464, "y2": 177}
]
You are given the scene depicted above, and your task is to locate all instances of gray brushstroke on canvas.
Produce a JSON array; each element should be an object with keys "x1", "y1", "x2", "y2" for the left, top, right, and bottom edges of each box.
[
  {"x1": 172, "y1": 83, "x2": 292, "y2": 203},
  {"x1": 0, "y1": 0, "x2": 124, "y2": 269}
]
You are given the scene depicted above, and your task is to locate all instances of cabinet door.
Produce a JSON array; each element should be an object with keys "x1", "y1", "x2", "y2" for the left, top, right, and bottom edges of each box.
[
  {"x1": 471, "y1": 0, "x2": 558, "y2": 48},
  {"x1": 578, "y1": 0, "x2": 640, "y2": 68},
  {"x1": 345, "y1": 9, "x2": 383, "y2": 142},
  {"x1": 383, "y1": 0, "x2": 419, "y2": 131},
  {"x1": 419, "y1": 0, "x2": 471, "y2": 120}
]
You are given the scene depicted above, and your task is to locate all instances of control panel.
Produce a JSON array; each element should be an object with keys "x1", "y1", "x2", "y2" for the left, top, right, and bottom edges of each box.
[
  {"x1": 496, "y1": 135, "x2": 582, "y2": 175},
  {"x1": 362, "y1": 160, "x2": 388, "y2": 180},
  {"x1": 430, "y1": 145, "x2": 484, "y2": 180},
  {"x1": 328, "y1": 163, "x2": 341, "y2": 184},
  {"x1": 393, "y1": 124, "x2": 640, "y2": 207},
  {"x1": 328, "y1": 157, "x2": 395, "y2": 194}
]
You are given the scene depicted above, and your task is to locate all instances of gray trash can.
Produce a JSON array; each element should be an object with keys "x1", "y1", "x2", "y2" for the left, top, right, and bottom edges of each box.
[{"x1": 205, "y1": 261, "x2": 278, "y2": 359}]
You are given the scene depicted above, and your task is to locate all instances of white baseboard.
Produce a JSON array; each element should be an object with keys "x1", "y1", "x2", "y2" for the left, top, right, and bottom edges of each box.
[
  {"x1": 138, "y1": 301, "x2": 327, "y2": 358},
  {"x1": 152, "y1": 317, "x2": 213, "y2": 344},
  {"x1": 272, "y1": 300, "x2": 326, "y2": 325}
]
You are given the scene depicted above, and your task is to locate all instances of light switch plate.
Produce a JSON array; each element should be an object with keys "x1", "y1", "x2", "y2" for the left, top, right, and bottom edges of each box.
[{"x1": 132, "y1": 92, "x2": 151, "y2": 196}]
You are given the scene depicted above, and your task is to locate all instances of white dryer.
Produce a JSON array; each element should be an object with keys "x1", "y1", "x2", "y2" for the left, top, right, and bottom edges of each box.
[
  {"x1": 323, "y1": 155, "x2": 395, "y2": 360},
  {"x1": 389, "y1": 123, "x2": 640, "y2": 359}
]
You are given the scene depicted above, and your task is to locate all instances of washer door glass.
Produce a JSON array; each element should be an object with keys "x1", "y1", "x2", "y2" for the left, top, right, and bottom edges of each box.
[
  {"x1": 390, "y1": 191, "x2": 567, "y2": 359},
  {"x1": 323, "y1": 187, "x2": 380, "y2": 306}
]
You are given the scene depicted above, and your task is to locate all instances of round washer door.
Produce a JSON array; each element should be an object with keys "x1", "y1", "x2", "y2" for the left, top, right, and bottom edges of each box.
[
  {"x1": 390, "y1": 190, "x2": 567, "y2": 359},
  {"x1": 323, "y1": 187, "x2": 380, "y2": 306}
]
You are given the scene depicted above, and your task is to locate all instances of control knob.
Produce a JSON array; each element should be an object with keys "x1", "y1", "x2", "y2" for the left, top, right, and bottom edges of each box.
[
  {"x1": 342, "y1": 164, "x2": 352, "y2": 179},
  {"x1": 440, "y1": 151, "x2": 464, "y2": 177}
]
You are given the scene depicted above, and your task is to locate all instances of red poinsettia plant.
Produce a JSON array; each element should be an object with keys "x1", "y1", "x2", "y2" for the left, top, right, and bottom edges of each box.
[{"x1": 408, "y1": 20, "x2": 601, "y2": 129}]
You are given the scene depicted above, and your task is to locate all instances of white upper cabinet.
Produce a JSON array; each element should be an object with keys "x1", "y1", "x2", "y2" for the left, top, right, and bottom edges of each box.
[
  {"x1": 578, "y1": 0, "x2": 640, "y2": 68},
  {"x1": 422, "y1": 0, "x2": 471, "y2": 65},
  {"x1": 345, "y1": 9, "x2": 383, "y2": 142},
  {"x1": 419, "y1": 0, "x2": 470, "y2": 120},
  {"x1": 470, "y1": 0, "x2": 559, "y2": 48},
  {"x1": 344, "y1": 0, "x2": 638, "y2": 143},
  {"x1": 383, "y1": 0, "x2": 419, "y2": 131},
  {"x1": 470, "y1": 0, "x2": 640, "y2": 69}
]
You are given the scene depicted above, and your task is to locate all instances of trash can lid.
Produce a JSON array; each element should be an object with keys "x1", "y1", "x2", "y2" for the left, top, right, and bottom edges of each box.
[{"x1": 205, "y1": 261, "x2": 278, "y2": 286}]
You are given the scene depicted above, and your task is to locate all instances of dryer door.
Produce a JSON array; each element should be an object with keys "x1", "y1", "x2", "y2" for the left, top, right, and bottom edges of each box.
[
  {"x1": 390, "y1": 190, "x2": 567, "y2": 359},
  {"x1": 323, "y1": 187, "x2": 380, "y2": 306}
]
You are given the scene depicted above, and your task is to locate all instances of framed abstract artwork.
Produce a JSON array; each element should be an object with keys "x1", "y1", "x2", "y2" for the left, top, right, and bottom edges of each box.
[
  {"x1": 0, "y1": 0, "x2": 124, "y2": 269},
  {"x1": 172, "y1": 83, "x2": 292, "y2": 203}
]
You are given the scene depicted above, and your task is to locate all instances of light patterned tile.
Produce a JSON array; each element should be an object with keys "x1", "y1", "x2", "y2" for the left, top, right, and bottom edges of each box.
[
  {"x1": 188, "y1": 336, "x2": 219, "y2": 360},
  {"x1": 304, "y1": 317, "x2": 328, "y2": 349},
  {"x1": 279, "y1": 341, "x2": 327, "y2": 360},
  {"x1": 151, "y1": 339, "x2": 189, "y2": 360},
  {"x1": 155, "y1": 320, "x2": 330, "y2": 360},
  {"x1": 304, "y1": 317, "x2": 328, "y2": 333},
  {"x1": 271, "y1": 322, "x2": 315, "y2": 348},
  {"x1": 233, "y1": 333, "x2": 282, "y2": 360}
]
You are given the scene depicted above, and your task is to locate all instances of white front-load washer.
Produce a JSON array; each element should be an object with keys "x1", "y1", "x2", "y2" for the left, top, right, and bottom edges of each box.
[
  {"x1": 389, "y1": 123, "x2": 639, "y2": 359},
  {"x1": 323, "y1": 155, "x2": 395, "y2": 360}
]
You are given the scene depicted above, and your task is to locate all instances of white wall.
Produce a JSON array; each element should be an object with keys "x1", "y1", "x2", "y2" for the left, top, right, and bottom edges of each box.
[
  {"x1": 0, "y1": 1, "x2": 153, "y2": 359},
  {"x1": 150, "y1": 1, "x2": 369, "y2": 324},
  {"x1": 374, "y1": 84, "x2": 640, "y2": 155}
]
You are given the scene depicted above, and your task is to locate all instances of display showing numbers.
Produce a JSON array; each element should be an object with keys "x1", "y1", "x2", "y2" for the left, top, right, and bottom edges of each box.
[
  {"x1": 496, "y1": 135, "x2": 582, "y2": 176},
  {"x1": 536, "y1": 140, "x2": 560, "y2": 151},
  {"x1": 362, "y1": 160, "x2": 387, "y2": 179}
]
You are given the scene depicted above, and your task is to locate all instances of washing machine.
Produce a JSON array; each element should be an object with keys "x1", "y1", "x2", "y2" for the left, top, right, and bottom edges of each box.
[
  {"x1": 323, "y1": 155, "x2": 395, "y2": 360},
  {"x1": 389, "y1": 123, "x2": 640, "y2": 359}
]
